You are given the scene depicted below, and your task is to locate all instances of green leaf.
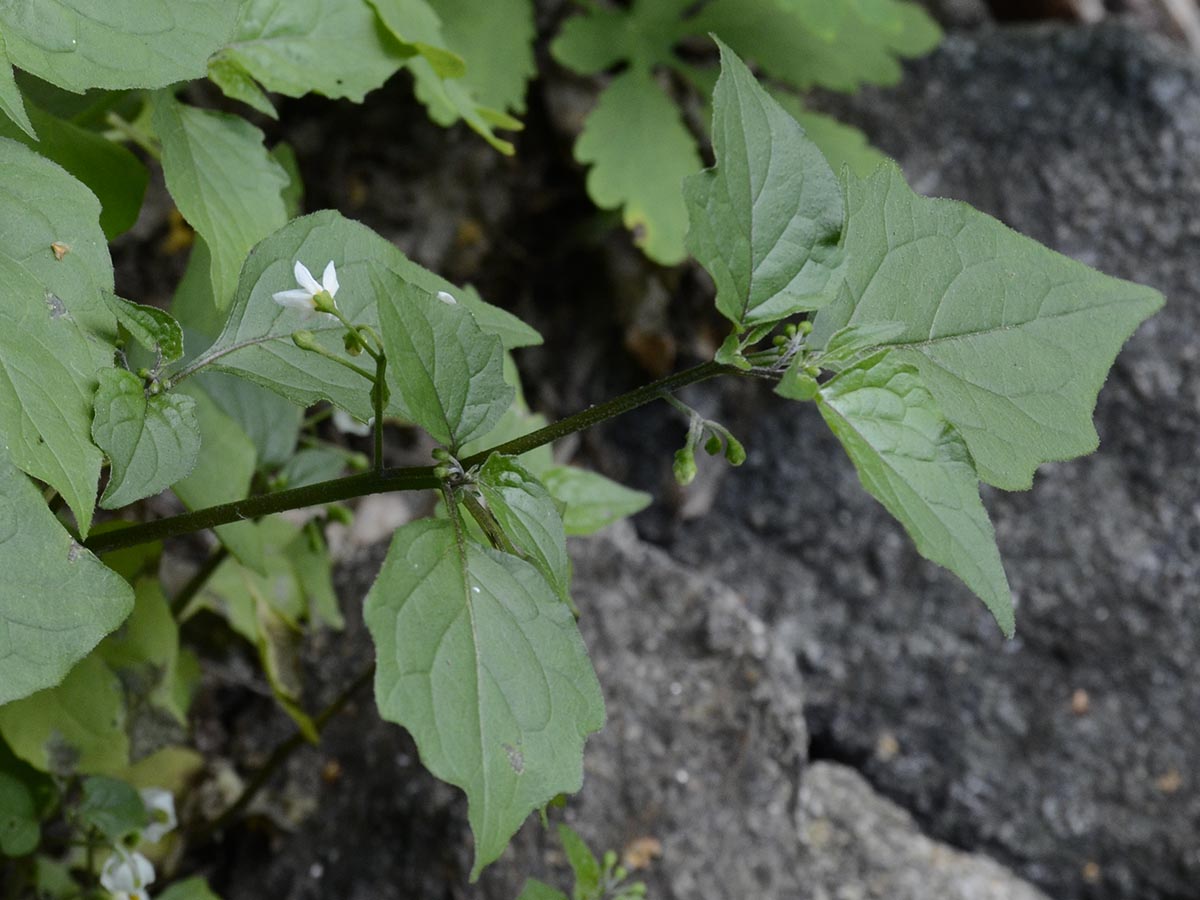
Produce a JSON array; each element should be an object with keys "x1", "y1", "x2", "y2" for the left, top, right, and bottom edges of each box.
[
  {"x1": 408, "y1": 59, "x2": 520, "y2": 155},
  {"x1": 103, "y1": 295, "x2": 184, "y2": 364},
  {"x1": 364, "y1": 518, "x2": 605, "y2": 878},
  {"x1": 97, "y1": 580, "x2": 187, "y2": 722},
  {"x1": 91, "y1": 523, "x2": 162, "y2": 585},
  {"x1": 379, "y1": 281, "x2": 513, "y2": 450},
  {"x1": 695, "y1": 0, "x2": 941, "y2": 93},
  {"x1": 170, "y1": 239, "x2": 225, "y2": 338},
  {"x1": 810, "y1": 162, "x2": 1165, "y2": 490},
  {"x1": 0, "y1": 138, "x2": 117, "y2": 351},
  {"x1": 172, "y1": 385, "x2": 264, "y2": 574},
  {"x1": 78, "y1": 776, "x2": 148, "y2": 844},
  {"x1": 32, "y1": 856, "x2": 76, "y2": 898},
  {"x1": 424, "y1": 0, "x2": 535, "y2": 114},
  {"x1": 271, "y1": 142, "x2": 304, "y2": 219},
  {"x1": 287, "y1": 524, "x2": 343, "y2": 630},
  {"x1": 154, "y1": 95, "x2": 289, "y2": 310},
  {"x1": 274, "y1": 447, "x2": 348, "y2": 490},
  {"x1": 0, "y1": 740, "x2": 51, "y2": 858},
  {"x1": 769, "y1": 96, "x2": 887, "y2": 179},
  {"x1": 92, "y1": 370, "x2": 200, "y2": 510},
  {"x1": 157, "y1": 878, "x2": 223, "y2": 900},
  {"x1": 458, "y1": 286, "x2": 542, "y2": 350},
  {"x1": 213, "y1": 0, "x2": 409, "y2": 103},
  {"x1": 0, "y1": 137, "x2": 121, "y2": 534},
  {"x1": 0, "y1": 103, "x2": 149, "y2": 240},
  {"x1": 683, "y1": 41, "x2": 845, "y2": 330},
  {"x1": 0, "y1": 251, "x2": 107, "y2": 535},
  {"x1": 0, "y1": 1, "x2": 240, "y2": 92},
  {"x1": 516, "y1": 880, "x2": 569, "y2": 900},
  {"x1": 816, "y1": 352, "x2": 1013, "y2": 635},
  {"x1": 183, "y1": 211, "x2": 529, "y2": 421},
  {"x1": 460, "y1": 407, "x2": 553, "y2": 474},
  {"x1": 0, "y1": 773, "x2": 39, "y2": 856},
  {"x1": 185, "y1": 519, "x2": 335, "y2": 725},
  {"x1": 0, "y1": 34, "x2": 34, "y2": 139},
  {"x1": 540, "y1": 466, "x2": 652, "y2": 536},
  {"x1": 478, "y1": 455, "x2": 571, "y2": 601},
  {"x1": 0, "y1": 654, "x2": 129, "y2": 775},
  {"x1": 575, "y1": 68, "x2": 701, "y2": 265},
  {"x1": 559, "y1": 824, "x2": 602, "y2": 897},
  {"x1": 819, "y1": 321, "x2": 907, "y2": 370},
  {"x1": 775, "y1": 362, "x2": 819, "y2": 402},
  {"x1": 196, "y1": 372, "x2": 303, "y2": 468},
  {"x1": 366, "y1": 0, "x2": 465, "y2": 77},
  {"x1": 208, "y1": 55, "x2": 277, "y2": 119},
  {"x1": 551, "y1": 0, "x2": 693, "y2": 76}
]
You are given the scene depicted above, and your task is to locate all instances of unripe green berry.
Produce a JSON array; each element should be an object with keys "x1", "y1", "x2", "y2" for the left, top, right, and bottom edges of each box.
[{"x1": 797, "y1": 320, "x2": 814, "y2": 336}]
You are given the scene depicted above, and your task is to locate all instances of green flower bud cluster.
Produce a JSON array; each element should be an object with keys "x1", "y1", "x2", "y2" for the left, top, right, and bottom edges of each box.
[{"x1": 670, "y1": 405, "x2": 747, "y2": 486}]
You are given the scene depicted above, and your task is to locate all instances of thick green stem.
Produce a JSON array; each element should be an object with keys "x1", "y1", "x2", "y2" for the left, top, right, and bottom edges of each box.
[{"x1": 84, "y1": 361, "x2": 750, "y2": 556}]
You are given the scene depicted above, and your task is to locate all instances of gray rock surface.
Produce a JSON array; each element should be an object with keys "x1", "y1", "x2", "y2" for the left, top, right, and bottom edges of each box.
[
  {"x1": 799, "y1": 762, "x2": 1050, "y2": 900},
  {"x1": 658, "y1": 22, "x2": 1200, "y2": 900},
  {"x1": 214, "y1": 524, "x2": 1046, "y2": 899}
]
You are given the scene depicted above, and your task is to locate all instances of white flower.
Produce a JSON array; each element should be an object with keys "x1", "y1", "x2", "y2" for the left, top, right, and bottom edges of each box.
[
  {"x1": 100, "y1": 849, "x2": 155, "y2": 900},
  {"x1": 436, "y1": 290, "x2": 457, "y2": 305},
  {"x1": 332, "y1": 408, "x2": 373, "y2": 437},
  {"x1": 139, "y1": 787, "x2": 177, "y2": 844},
  {"x1": 273, "y1": 260, "x2": 340, "y2": 318}
]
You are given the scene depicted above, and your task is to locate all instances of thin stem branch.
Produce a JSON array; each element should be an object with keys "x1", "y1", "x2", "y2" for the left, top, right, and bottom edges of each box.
[
  {"x1": 191, "y1": 663, "x2": 375, "y2": 845},
  {"x1": 105, "y1": 112, "x2": 161, "y2": 160},
  {"x1": 170, "y1": 547, "x2": 229, "y2": 616},
  {"x1": 373, "y1": 354, "x2": 387, "y2": 473},
  {"x1": 84, "y1": 360, "x2": 753, "y2": 556}
]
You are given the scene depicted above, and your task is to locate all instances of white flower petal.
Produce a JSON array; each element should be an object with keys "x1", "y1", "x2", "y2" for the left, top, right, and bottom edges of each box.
[
  {"x1": 139, "y1": 788, "x2": 177, "y2": 843},
  {"x1": 101, "y1": 851, "x2": 155, "y2": 893},
  {"x1": 322, "y1": 260, "x2": 340, "y2": 297},
  {"x1": 436, "y1": 290, "x2": 457, "y2": 305},
  {"x1": 294, "y1": 260, "x2": 321, "y2": 295},
  {"x1": 333, "y1": 409, "x2": 372, "y2": 436},
  {"x1": 273, "y1": 289, "x2": 318, "y2": 310}
]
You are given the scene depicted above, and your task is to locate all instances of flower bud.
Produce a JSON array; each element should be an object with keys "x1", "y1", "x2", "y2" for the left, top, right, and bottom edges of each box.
[
  {"x1": 724, "y1": 434, "x2": 746, "y2": 466},
  {"x1": 291, "y1": 330, "x2": 319, "y2": 352},
  {"x1": 704, "y1": 434, "x2": 722, "y2": 456},
  {"x1": 672, "y1": 448, "x2": 697, "y2": 486}
]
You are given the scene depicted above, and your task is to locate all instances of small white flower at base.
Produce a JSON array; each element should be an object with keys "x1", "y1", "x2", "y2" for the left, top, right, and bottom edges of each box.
[
  {"x1": 100, "y1": 849, "x2": 155, "y2": 900},
  {"x1": 436, "y1": 290, "x2": 457, "y2": 305},
  {"x1": 139, "y1": 787, "x2": 177, "y2": 844},
  {"x1": 333, "y1": 409, "x2": 373, "y2": 437},
  {"x1": 273, "y1": 260, "x2": 340, "y2": 319}
]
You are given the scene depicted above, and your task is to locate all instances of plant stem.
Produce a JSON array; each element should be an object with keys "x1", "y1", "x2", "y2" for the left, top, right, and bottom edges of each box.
[
  {"x1": 84, "y1": 360, "x2": 752, "y2": 555},
  {"x1": 105, "y1": 112, "x2": 161, "y2": 160},
  {"x1": 373, "y1": 354, "x2": 387, "y2": 473},
  {"x1": 170, "y1": 547, "x2": 229, "y2": 616},
  {"x1": 191, "y1": 663, "x2": 375, "y2": 845}
]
